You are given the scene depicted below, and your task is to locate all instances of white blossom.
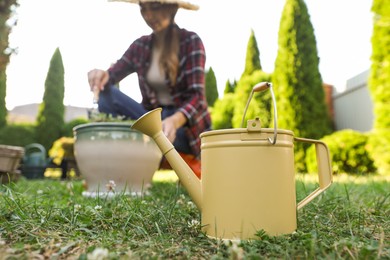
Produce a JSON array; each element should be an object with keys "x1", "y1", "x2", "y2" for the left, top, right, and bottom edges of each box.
[
  {"x1": 74, "y1": 204, "x2": 82, "y2": 212},
  {"x1": 87, "y1": 247, "x2": 109, "y2": 260},
  {"x1": 187, "y1": 219, "x2": 200, "y2": 229},
  {"x1": 106, "y1": 180, "x2": 116, "y2": 192}
]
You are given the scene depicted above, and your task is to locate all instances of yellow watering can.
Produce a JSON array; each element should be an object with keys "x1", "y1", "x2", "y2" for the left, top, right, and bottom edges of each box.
[{"x1": 132, "y1": 82, "x2": 332, "y2": 240}]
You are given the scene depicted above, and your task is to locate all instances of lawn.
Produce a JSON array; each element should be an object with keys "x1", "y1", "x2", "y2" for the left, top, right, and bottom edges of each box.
[{"x1": 0, "y1": 171, "x2": 389, "y2": 259}]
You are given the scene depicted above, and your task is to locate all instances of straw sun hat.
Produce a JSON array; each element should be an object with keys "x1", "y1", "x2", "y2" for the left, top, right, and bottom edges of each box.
[{"x1": 109, "y1": 0, "x2": 199, "y2": 11}]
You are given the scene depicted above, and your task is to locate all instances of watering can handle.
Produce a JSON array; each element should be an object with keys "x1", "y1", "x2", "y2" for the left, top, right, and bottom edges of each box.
[
  {"x1": 241, "y1": 82, "x2": 278, "y2": 144},
  {"x1": 294, "y1": 137, "x2": 333, "y2": 210}
]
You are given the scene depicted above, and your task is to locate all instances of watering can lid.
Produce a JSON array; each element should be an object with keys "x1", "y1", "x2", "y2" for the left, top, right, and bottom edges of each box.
[{"x1": 200, "y1": 127, "x2": 294, "y2": 138}]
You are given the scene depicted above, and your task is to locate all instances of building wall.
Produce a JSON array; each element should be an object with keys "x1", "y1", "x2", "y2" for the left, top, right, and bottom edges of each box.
[
  {"x1": 332, "y1": 69, "x2": 374, "y2": 132},
  {"x1": 8, "y1": 104, "x2": 89, "y2": 124},
  {"x1": 323, "y1": 83, "x2": 334, "y2": 127}
]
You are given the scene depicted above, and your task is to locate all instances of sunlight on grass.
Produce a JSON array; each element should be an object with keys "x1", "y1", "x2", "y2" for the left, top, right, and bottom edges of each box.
[
  {"x1": 153, "y1": 170, "x2": 178, "y2": 182},
  {"x1": 296, "y1": 172, "x2": 390, "y2": 184},
  {"x1": 332, "y1": 173, "x2": 390, "y2": 183}
]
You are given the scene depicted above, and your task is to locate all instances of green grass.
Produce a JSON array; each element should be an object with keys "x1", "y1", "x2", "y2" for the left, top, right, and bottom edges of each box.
[{"x1": 0, "y1": 172, "x2": 389, "y2": 259}]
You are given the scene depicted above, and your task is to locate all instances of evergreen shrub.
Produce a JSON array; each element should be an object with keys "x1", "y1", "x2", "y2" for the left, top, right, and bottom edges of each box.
[
  {"x1": 211, "y1": 93, "x2": 235, "y2": 130},
  {"x1": 232, "y1": 71, "x2": 272, "y2": 128},
  {"x1": 62, "y1": 118, "x2": 89, "y2": 137},
  {"x1": 306, "y1": 129, "x2": 376, "y2": 174},
  {"x1": 0, "y1": 124, "x2": 36, "y2": 147},
  {"x1": 368, "y1": 129, "x2": 390, "y2": 175}
]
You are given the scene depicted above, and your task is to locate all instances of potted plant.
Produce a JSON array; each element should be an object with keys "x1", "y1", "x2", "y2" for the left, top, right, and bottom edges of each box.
[
  {"x1": 46, "y1": 137, "x2": 79, "y2": 179},
  {"x1": 73, "y1": 113, "x2": 162, "y2": 197}
]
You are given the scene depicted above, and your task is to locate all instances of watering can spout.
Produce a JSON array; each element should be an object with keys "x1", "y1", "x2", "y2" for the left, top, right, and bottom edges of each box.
[{"x1": 131, "y1": 108, "x2": 202, "y2": 209}]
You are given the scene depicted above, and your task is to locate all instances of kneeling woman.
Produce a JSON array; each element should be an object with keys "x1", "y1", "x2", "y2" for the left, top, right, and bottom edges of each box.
[{"x1": 87, "y1": 0, "x2": 211, "y2": 178}]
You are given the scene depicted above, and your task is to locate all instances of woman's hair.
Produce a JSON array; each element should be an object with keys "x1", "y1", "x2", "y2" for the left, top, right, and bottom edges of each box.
[{"x1": 159, "y1": 4, "x2": 179, "y2": 85}]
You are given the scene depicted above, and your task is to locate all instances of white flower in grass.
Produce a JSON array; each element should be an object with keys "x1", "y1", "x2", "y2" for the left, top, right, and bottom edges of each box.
[
  {"x1": 106, "y1": 180, "x2": 116, "y2": 192},
  {"x1": 225, "y1": 239, "x2": 244, "y2": 260},
  {"x1": 125, "y1": 250, "x2": 134, "y2": 258},
  {"x1": 11, "y1": 214, "x2": 20, "y2": 220},
  {"x1": 187, "y1": 219, "x2": 200, "y2": 229},
  {"x1": 74, "y1": 204, "x2": 82, "y2": 212},
  {"x1": 87, "y1": 247, "x2": 109, "y2": 260},
  {"x1": 176, "y1": 194, "x2": 186, "y2": 205},
  {"x1": 37, "y1": 190, "x2": 43, "y2": 194},
  {"x1": 66, "y1": 182, "x2": 74, "y2": 190},
  {"x1": 94, "y1": 205, "x2": 102, "y2": 211},
  {"x1": 187, "y1": 201, "x2": 195, "y2": 208}
]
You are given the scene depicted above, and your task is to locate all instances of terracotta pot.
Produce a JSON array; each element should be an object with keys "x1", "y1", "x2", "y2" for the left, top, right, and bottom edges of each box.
[
  {"x1": 0, "y1": 170, "x2": 21, "y2": 184},
  {"x1": 0, "y1": 145, "x2": 24, "y2": 173},
  {"x1": 73, "y1": 122, "x2": 162, "y2": 197},
  {"x1": 0, "y1": 145, "x2": 24, "y2": 184}
]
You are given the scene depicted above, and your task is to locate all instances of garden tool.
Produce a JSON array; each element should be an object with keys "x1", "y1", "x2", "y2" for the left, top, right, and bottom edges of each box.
[{"x1": 132, "y1": 82, "x2": 333, "y2": 240}]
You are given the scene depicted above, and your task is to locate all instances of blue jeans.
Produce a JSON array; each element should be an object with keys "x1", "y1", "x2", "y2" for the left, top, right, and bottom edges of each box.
[{"x1": 98, "y1": 86, "x2": 192, "y2": 154}]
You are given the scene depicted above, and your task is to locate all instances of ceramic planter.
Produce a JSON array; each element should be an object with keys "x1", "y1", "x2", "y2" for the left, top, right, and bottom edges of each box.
[{"x1": 73, "y1": 122, "x2": 162, "y2": 197}]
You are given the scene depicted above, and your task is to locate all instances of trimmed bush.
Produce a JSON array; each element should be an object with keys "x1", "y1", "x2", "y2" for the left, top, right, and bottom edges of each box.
[
  {"x1": 36, "y1": 48, "x2": 65, "y2": 152},
  {"x1": 232, "y1": 71, "x2": 272, "y2": 128},
  {"x1": 62, "y1": 118, "x2": 89, "y2": 137},
  {"x1": 367, "y1": 129, "x2": 390, "y2": 175},
  {"x1": 368, "y1": 0, "x2": 390, "y2": 175},
  {"x1": 205, "y1": 67, "x2": 218, "y2": 107},
  {"x1": 306, "y1": 129, "x2": 376, "y2": 175},
  {"x1": 0, "y1": 124, "x2": 36, "y2": 147},
  {"x1": 211, "y1": 93, "x2": 235, "y2": 130},
  {"x1": 273, "y1": 0, "x2": 332, "y2": 172}
]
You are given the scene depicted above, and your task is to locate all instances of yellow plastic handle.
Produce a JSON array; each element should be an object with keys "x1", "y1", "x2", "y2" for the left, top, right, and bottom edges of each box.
[{"x1": 294, "y1": 137, "x2": 333, "y2": 210}]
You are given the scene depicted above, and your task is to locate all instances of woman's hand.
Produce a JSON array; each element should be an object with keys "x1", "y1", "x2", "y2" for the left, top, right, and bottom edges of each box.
[
  {"x1": 87, "y1": 69, "x2": 109, "y2": 92},
  {"x1": 162, "y1": 111, "x2": 187, "y2": 143}
]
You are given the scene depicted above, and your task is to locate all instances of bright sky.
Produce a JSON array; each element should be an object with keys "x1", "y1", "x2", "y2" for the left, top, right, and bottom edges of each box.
[{"x1": 6, "y1": 0, "x2": 373, "y2": 110}]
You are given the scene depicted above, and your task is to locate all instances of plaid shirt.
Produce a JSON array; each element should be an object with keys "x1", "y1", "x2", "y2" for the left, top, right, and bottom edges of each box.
[{"x1": 107, "y1": 25, "x2": 211, "y2": 157}]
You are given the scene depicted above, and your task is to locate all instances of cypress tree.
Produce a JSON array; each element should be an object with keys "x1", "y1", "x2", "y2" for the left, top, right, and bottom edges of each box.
[
  {"x1": 223, "y1": 80, "x2": 234, "y2": 95},
  {"x1": 368, "y1": 0, "x2": 390, "y2": 174},
  {"x1": 211, "y1": 71, "x2": 272, "y2": 130},
  {"x1": 212, "y1": 30, "x2": 270, "y2": 130},
  {"x1": 223, "y1": 79, "x2": 236, "y2": 94},
  {"x1": 211, "y1": 93, "x2": 235, "y2": 130},
  {"x1": 242, "y1": 29, "x2": 262, "y2": 77},
  {"x1": 36, "y1": 48, "x2": 65, "y2": 153},
  {"x1": 0, "y1": 0, "x2": 19, "y2": 127},
  {"x1": 0, "y1": 71, "x2": 6, "y2": 127},
  {"x1": 273, "y1": 0, "x2": 332, "y2": 172},
  {"x1": 205, "y1": 67, "x2": 219, "y2": 107},
  {"x1": 232, "y1": 71, "x2": 272, "y2": 128}
]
